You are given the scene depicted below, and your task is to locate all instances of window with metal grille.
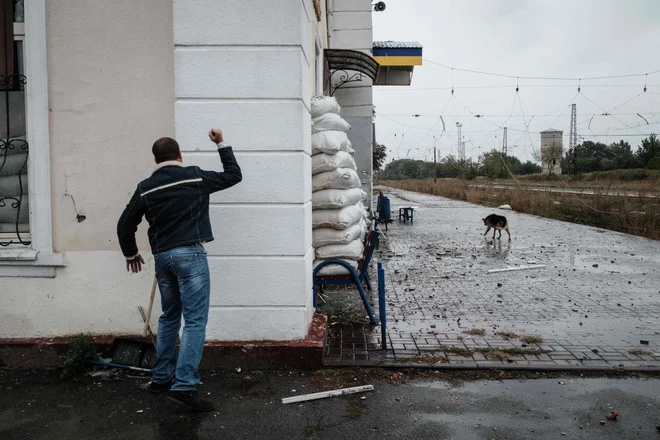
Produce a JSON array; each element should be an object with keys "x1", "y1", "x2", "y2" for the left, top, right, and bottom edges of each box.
[{"x1": 0, "y1": 0, "x2": 29, "y2": 246}]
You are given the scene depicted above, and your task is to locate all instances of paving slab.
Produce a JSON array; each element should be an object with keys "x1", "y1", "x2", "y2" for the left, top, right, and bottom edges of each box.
[{"x1": 320, "y1": 186, "x2": 660, "y2": 370}]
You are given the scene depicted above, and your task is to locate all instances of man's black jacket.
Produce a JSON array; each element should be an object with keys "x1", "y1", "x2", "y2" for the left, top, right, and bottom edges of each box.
[{"x1": 117, "y1": 147, "x2": 242, "y2": 258}]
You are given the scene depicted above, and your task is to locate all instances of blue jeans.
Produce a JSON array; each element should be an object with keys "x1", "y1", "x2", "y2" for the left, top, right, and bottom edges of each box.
[{"x1": 152, "y1": 245, "x2": 210, "y2": 391}]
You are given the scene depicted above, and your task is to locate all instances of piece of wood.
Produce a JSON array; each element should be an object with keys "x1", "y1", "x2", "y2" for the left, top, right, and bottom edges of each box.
[
  {"x1": 487, "y1": 265, "x2": 546, "y2": 274},
  {"x1": 138, "y1": 305, "x2": 157, "y2": 349},
  {"x1": 282, "y1": 385, "x2": 374, "y2": 404},
  {"x1": 143, "y1": 276, "x2": 157, "y2": 337}
]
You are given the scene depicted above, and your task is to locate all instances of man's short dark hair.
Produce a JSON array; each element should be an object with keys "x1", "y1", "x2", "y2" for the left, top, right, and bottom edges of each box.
[{"x1": 152, "y1": 137, "x2": 181, "y2": 163}]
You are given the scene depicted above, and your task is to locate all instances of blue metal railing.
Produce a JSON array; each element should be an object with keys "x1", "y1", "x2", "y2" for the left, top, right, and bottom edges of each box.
[{"x1": 377, "y1": 260, "x2": 387, "y2": 350}]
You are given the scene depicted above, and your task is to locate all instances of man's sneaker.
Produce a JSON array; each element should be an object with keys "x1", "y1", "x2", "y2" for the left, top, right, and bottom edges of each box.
[
  {"x1": 167, "y1": 390, "x2": 215, "y2": 412},
  {"x1": 147, "y1": 380, "x2": 172, "y2": 394}
]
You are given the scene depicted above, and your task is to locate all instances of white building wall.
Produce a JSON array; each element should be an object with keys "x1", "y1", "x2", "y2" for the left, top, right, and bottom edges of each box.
[
  {"x1": 1, "y1": 0, "x2": 322, "y2": 341},
  {"x1": 327, "y1": 0, "x2": 374, "y2": 203},
  {"x1": 173, "y1": 0, "x2": 315, "y2": 340},
  {"x1": 0, "y1": 0, "x2": 175, "y2": 338}
]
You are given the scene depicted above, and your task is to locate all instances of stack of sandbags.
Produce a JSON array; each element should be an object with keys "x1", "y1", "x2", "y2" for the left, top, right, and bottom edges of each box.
[{"x1": 311, "y1": 96, "x2": 368, "y2": 276}]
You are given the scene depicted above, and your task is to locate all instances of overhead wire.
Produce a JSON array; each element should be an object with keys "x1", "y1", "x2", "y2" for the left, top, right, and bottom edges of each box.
[
  {"x1": 376, "y1": 84, "x2": 660, "y2": 92},
  {"x1": 377, "y1": 62, "x2": 660, "y2": 162},
  {"x1": 412, "y1": 93, "x2": 453, "y2": 146},
  {"x1": 422, "y1": 58, "x2": 660, "y2": 82}
]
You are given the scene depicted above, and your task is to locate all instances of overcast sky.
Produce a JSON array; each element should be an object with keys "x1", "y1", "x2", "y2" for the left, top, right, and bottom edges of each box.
[{"x1": 372, "y1": 0, "x2": 660, "y2": 163}]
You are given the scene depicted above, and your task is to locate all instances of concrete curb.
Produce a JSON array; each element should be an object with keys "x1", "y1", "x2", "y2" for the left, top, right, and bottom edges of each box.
[{"x1": 342, "y1": 362, "x2": 660, "y2": 373}]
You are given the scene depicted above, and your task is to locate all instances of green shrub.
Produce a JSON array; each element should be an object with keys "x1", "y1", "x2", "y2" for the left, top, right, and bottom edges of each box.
[{"x1": 60, "y1": 334, "x2": 100, "y2": 379}]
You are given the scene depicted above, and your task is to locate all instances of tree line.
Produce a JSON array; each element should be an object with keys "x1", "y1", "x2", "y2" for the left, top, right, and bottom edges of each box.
[
  {"x1": 375, "y1": 134, "x2": 659, "y2": 180},
  {"x1": 376, "y1": 153, "x2": 540, "y2": 180},
  {"x1": 565, "y1": 134, "x2": 659, "y2": 173}
]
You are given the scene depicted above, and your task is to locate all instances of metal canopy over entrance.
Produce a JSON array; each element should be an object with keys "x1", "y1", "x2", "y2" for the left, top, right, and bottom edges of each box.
[{"x1": 324, "y1": 49, "x2": 379, "y2": 96}]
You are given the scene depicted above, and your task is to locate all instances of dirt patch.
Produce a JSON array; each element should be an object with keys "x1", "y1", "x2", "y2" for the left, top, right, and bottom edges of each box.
[
  {"x1": 486, "y1": 351, "x2": 508, "y2": 361},
  {"x1": 477, "y1": 347, "x2": 549, "y2": 356},
  {"x1": 463, "y1": 328, "x2": 486, "y2": 336},
  {"x1": 520, "y1": 335, "x2": 543, "y2": 344},
  {"x1": 629, "y1": 349, "x2": 651, "y2": 356},
  {"x1": 494, "y1": 331, "x2": 519, "y2": 340},
  {"x1": 443, "y1": 347, "x2": 474, "y2": 357}
]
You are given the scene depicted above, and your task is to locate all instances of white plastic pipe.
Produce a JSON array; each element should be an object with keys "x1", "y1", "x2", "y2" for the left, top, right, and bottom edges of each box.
[
  {"x1": 282, "y1": 385, "x2": 374, "y2": 404},
  {"x1": 487, "y1": 265, "x2": 546, "y2": 274}
]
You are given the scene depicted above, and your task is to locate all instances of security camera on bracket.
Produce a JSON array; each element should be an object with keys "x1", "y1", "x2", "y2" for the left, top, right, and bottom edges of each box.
[{"x1": 373, "y1": 2, "x2": 386, "y2": 12}]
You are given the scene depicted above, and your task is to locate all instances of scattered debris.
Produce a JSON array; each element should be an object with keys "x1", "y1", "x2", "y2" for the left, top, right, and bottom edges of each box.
[
  {"x1": 497, "y1": 283, "x2": 503, "y2": 287},
  {"x1": 498, "y1": 204, "x2": 512, "y2": 210},
  {"x1": 87, "y1": 371, "x2": 113, "y2": 378},
  {"x1": 600, "y1": 420, "x2": 606, "y2": 425},
  {"x1": 640, "y1": 340, "x2": 649, "y2": 345},
  {"x1": 592, "y1": 264, "x2": 599, "y2": 268},
  {"x1": 606, "y1": 411, "x2": 619, "y2": 421},
  {"x1": 488, "y1": 265, "x2": 547, "y2": 274},
  {"x1": 235, "y1": 367, "x2": 242, "y2": 373},
  {"x1": 629, "y1": 349, "x2": 650, "y2": 356},
  {"x1": 282, "y1": 385, "x2": 374, "y2": 404}
]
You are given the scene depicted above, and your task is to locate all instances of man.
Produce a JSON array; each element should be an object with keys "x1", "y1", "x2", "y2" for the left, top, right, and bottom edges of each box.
[{"x1": 117, "y1": 129, "x2": 242, "y2": 411}]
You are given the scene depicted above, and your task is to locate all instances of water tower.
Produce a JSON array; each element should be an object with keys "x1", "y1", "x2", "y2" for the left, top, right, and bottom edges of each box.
[{"x1": 540, "y1": 129, "x2": 563, "y2": 174}]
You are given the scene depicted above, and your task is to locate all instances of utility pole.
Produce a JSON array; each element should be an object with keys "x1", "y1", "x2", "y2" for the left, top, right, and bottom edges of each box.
[
  {"x1": 456, "y1": 122, "x2": 464, "y2": 179},
  {"x1": 433, "y1": 146, "x2": 437, "y2": 183},
  {"x1": 569, "y1": 103, "x2": 577, "y2": 176},
  {"x1": 502, "y1": 127, "x2": 508, "y2": 165},
  {"x1": 456, "y1": 122, "x2": 463, "y2": 161}
]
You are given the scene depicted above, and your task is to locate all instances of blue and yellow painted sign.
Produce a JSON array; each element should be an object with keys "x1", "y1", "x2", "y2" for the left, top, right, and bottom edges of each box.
[{"x1": 372, "y1": 46, "x2": 422, "y2": 67}]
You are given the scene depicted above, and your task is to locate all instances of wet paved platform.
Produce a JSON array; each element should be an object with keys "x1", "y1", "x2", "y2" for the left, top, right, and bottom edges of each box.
[{"x1": 321, "y1": 187, "x2": 660, "y2": 370}]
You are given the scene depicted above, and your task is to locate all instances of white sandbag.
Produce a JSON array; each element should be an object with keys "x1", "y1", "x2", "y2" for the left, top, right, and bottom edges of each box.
[
  {"x1": 312, "y1": 131, "x2": 348, "y2": 155},
  {"x1": 312, "y1": 168, "x2": 361, "y2": 192},
  {"x1": 312, "y1": 204, "x2": 366, "y2": 230},
  {"x1": 313, "y1": 188, "x2": 364, "y2": 210},
  {"x1": 310, "y1": 96, "x2": 341, "y2": 118},
  {"x1": 314, "y1": 258, "x2": 359, "y2": 276},
  {"x1": 311, "y1": 151, "x2": 357, "y2": 175},
  {"x1": 342, "y1": 139, "x2": 355, "y2": 154},
  {"x1": 312, "y1": 113, "x2": 352, "y2": 133},
  {"x1": 316, "y1": 238, "x2": 364, "y2": 260},
  {"x1": 359, "y1": 218, "x2": 370, "y2": 242},
  {"x1": 313, "y1": 223, "x2": 363, "y2": 248}
]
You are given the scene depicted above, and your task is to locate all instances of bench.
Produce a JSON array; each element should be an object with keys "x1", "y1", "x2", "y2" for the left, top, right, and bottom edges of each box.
[
  {"x1": 398, "y1": 206, "x2": 415, "y2": 223},
  {"x1": 312, "y1": 222, "x2": 379, "y2": 325}
]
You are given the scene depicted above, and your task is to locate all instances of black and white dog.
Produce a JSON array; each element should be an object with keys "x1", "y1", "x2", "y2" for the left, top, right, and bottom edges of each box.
[{"x1": 482, "y1": 214, "x2": 511, "y2": 240}]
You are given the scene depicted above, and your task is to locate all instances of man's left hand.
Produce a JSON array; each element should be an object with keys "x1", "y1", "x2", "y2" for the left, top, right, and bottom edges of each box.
[{"x1": 126, "y1": 255, "x2": 145, "y2": 273}]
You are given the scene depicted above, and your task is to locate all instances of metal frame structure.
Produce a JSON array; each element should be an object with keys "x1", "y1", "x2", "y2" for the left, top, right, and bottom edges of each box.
[{"x1": 324, "y1": 49, "x2": 379, "y2": 97}]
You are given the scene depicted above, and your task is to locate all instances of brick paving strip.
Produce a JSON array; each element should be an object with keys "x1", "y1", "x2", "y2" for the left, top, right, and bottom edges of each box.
[{"x1": 321, "y1": 187, "x2": 660, "y2": 371}]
